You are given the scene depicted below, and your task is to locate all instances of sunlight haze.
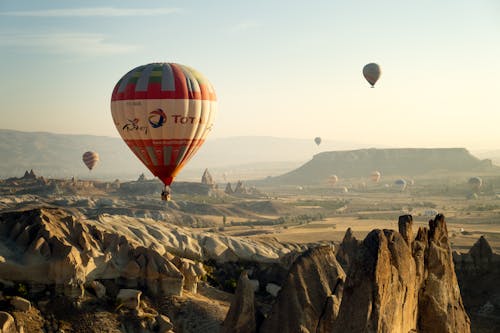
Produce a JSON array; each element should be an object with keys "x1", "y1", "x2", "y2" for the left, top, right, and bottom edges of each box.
[{"x1": 1, "y1": 0, "x2": 499, "y2": 149}]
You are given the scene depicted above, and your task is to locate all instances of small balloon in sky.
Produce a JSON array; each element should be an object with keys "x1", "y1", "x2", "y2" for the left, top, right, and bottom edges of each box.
[
  {"x1": 82, "y1": 151, "x2": 99, "y2": 171},
  {"x1": 363, "y1": 63, "x2": 381, "y2": 88}
]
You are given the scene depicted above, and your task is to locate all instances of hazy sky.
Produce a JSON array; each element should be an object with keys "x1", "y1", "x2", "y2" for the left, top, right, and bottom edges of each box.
[{"x1": 1, "y1": 0, "x2": 499, "y2": 149}]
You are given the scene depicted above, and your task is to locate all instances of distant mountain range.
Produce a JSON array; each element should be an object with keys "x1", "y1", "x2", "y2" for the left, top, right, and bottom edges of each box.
[
  {"x1": 0, "y1": 129, "x2": 372, "y2": 182},
  {"x1": 1, "y1": 129, "x2": 498, "y2": 184},
  {"x1": 261, "y1": 148, "x2": 499, "y2": 185}
]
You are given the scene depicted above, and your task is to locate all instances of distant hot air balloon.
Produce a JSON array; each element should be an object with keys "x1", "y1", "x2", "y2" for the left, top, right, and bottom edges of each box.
[
  {"x1": 328, "y1": 175, "x2": 339, "y2": 186},
  {"x1": 395, "y1": 178, "x2": 407, "y2": 191},
  {"x1": 314, "y1": 137, "x2": 322, "y2": 146},
  {"x1": 370, "y1": 171, "x2": 381, "y2": 183},
  {"x1": 82, "y1": 151, "x2": 99, "y2": 171},
  {"x1": 363, "y1": 63, "x2": 381, "y2": 87},
  {"x1": 111, "y1": 63, "x2": 217, "y2": 200},
  {"x1": 468, "y1": 177, "x2": 482, "y2": 192}
]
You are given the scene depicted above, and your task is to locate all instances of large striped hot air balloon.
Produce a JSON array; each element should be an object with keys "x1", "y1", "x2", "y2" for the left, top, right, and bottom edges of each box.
[
  {"x1": 110, "y1": 63, "x2": 216, "y2": 199},
  {"x1": 82, "y1": 151, "x2": 99, "y2": 170},
  {"x1": 363, "y1": 63, "x2": 381, "y2": 88},
  {"x1": 314, "y1": 137, "x2": 322, "y2": 146}
]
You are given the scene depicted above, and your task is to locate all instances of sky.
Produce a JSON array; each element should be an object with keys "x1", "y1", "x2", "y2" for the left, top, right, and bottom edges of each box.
[{"x1": 1, "y1": 0, "x2": 500, "y2": 150}]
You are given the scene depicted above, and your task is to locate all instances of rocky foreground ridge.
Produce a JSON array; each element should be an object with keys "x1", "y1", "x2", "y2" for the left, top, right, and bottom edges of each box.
[
  {"x1": 224, "y1": 214, "x2": 472, "y2": 333},
  {"x1": 0, "y1": 208, "x2": 496, "y2": 332}
]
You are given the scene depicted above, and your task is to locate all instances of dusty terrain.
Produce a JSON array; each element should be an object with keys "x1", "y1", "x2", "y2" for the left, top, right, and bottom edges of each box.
[{"x1": 0, "y1": 170, "x2": 499, "y2": 332}]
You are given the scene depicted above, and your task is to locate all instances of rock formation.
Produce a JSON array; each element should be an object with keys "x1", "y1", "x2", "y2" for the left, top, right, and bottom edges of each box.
[
  {"x1": 453, "y1": 236, "x2": 500, "y2": 331},
  {"x1": 233, "y1": 181, "x2": 246, "y2": 194},
  {"x1": 260, "y1": 246, "x2": 345, "y2": 333},
  {"x1": 415, "y1": 214, "x2": 470, "y2": 333},
  {"x1": 201, "y1": 169, "x2": 215, "y2": 186},
  {"x1": 335, "y1": 227, "x2": 359, "y2": 271},
  {"x1": 333, "y1": 229, "x2": 419, "y2": 333},
  {"x1": 224, "y1": 183, "x2": 233, "y2": 194},
  {"x1": 221, "y1": 271, "x2": 256, "y2": 333},
  {"x1": 333, "y1": 214, "x2": 470, "y2": 333},
  {"x1": 0, "y1": 207, "x2": 302, "y2": 302}
]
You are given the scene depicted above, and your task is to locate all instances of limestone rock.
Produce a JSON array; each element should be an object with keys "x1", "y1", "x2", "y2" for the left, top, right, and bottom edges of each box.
[
  {"x1": 221, "y1": 271, "x2": 256, "y2": 333},
  {"x1": 260, "y1": 246, "x2": 345, "y2": 333},
  {"x1": 333, "y1": 214, "x2": 471, "y2": 333},
  {"x1": 468, "y1": 235, "x2": 493, "y2": 271},
  {"x1": 201, "y1": 169, "x2": 215, "y2": 186},
  {"x1": 10, "y1": 296, "x2": 31, "y2": 311},
  {"x1": 398, "y1": 214, "x2": 413, "y2": 245},
  {"x1": 333, "y1": 229, "x2": 418, "y2": 333},
  {"x1": 224, "y1": 183, "x2": 233, "y2": 194},
  {"x1": 265, "y1": 283, "x2": 281, "y2": 297},
  {"x1": 88, "y1": 280, "x2": 106, "y2": 298},
  {"x1": 335, "y1": 227, "x2": 359, "y2": 271},
  {"x1": 416, "y1": 214, "x2": 471, "y2": 333},
  {"x1": 0, "y1": 311, "x2": 16, "y2": 333},
  {"x1": 117, "y1": 289, "x2": 142, "y2": 310},
  {"x1": 156, "y1": 314, "x2": 174, "y2": 333}
]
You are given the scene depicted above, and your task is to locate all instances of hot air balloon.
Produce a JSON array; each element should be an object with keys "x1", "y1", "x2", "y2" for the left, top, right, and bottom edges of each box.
[
  {"x1": 82, "y1": 151, "x2": 99, "y2": 170},
  {"x1": 468, "y1": 177, "x2": 482, "y2": 192},
  {"x1": 395, "y1": 178, "x2": 407, "y2": 191},
  {"x1": 363, "y1": 63, "x2": 381, "y2": 87},
  {"x1": 111, "y1": 63, "x2": 217, "y2": 200},
  {"x1": 370, "y1": 170, "x2": 381, "y2": 183},
  {"x1": 328, "y1": 175, "x2": 339, "y2": 186},
  {"x1": 314, "y1": 137, "x2": 322, "y2": 146}
]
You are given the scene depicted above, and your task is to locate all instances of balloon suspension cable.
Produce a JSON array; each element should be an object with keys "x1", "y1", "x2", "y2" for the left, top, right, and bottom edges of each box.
[{"x1": 161, "y1": 185, "x2": 172, "y2": 202}]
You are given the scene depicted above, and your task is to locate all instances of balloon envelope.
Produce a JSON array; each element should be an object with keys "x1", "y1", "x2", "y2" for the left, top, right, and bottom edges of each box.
[
  {"x1": 314, "y1": 137, "x2": 322, "y2": 146},
  {"x1": 370, "y1": 171, "x2": 381, "y2": 183},
  {"x1": 111, "y1": 63, "x2": 217, "y2": 186},
  {"x1": 328, "y1": 175, "x2": 338, "y2": 186},
  {"x1": 82, "y1": 151, "x2": 99, "y2": 170},
  {"x1": 395, "y1": 178, "x2": 407, "y2": 191},
  {"x1": 363, "y1": 63, "x2": 381, "y2": 87},
  {"x1": 468, "y1": 177, "x2": 482, "y2": 190}
]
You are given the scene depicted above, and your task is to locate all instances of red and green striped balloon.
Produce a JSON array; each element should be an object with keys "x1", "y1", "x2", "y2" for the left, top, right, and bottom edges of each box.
[{"x1": 110, "y1": 63, "x2": 217, "y2": 186}]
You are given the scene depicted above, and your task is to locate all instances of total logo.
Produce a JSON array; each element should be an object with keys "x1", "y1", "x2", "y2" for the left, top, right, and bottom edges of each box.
[{"x1": 148, "y1": 108, "x2": 167, "y2": 128}]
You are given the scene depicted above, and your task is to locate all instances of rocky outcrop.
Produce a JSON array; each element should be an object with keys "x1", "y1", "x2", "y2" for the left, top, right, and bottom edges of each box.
[
  {"x1": 221, "y1": 271, "x2": 256, "y2": 333},
  {"x1": 415, "y1": 214, "x2": 470, "y2": 333},
  {"x1": 260, "y1": 245, "x2": 345, "y2": 333},
  {"x1": 0, "y1": 311, "x2": 16, "y2": 333},
  {"x1": 335, "y1": 227, "x2": 359, "y2": 271},
  {"x1": 333, "y1": 229, "x2": 418, "y2": 333},
  {"x1": 333, "y1": 214, "x2": 470, "y2": 333},
  {"x1": 453, "y1": 236, "x2": 500, "y2": 331},
  {"x1": 224, "y1": 183, "x2": 233, "y2": 194},
  {"x1": 0, "y1": 207, "x2": 302, "y2": 303},
  {"x1": 201, "y1": 169, "x2": 215, "y2": 186}
]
